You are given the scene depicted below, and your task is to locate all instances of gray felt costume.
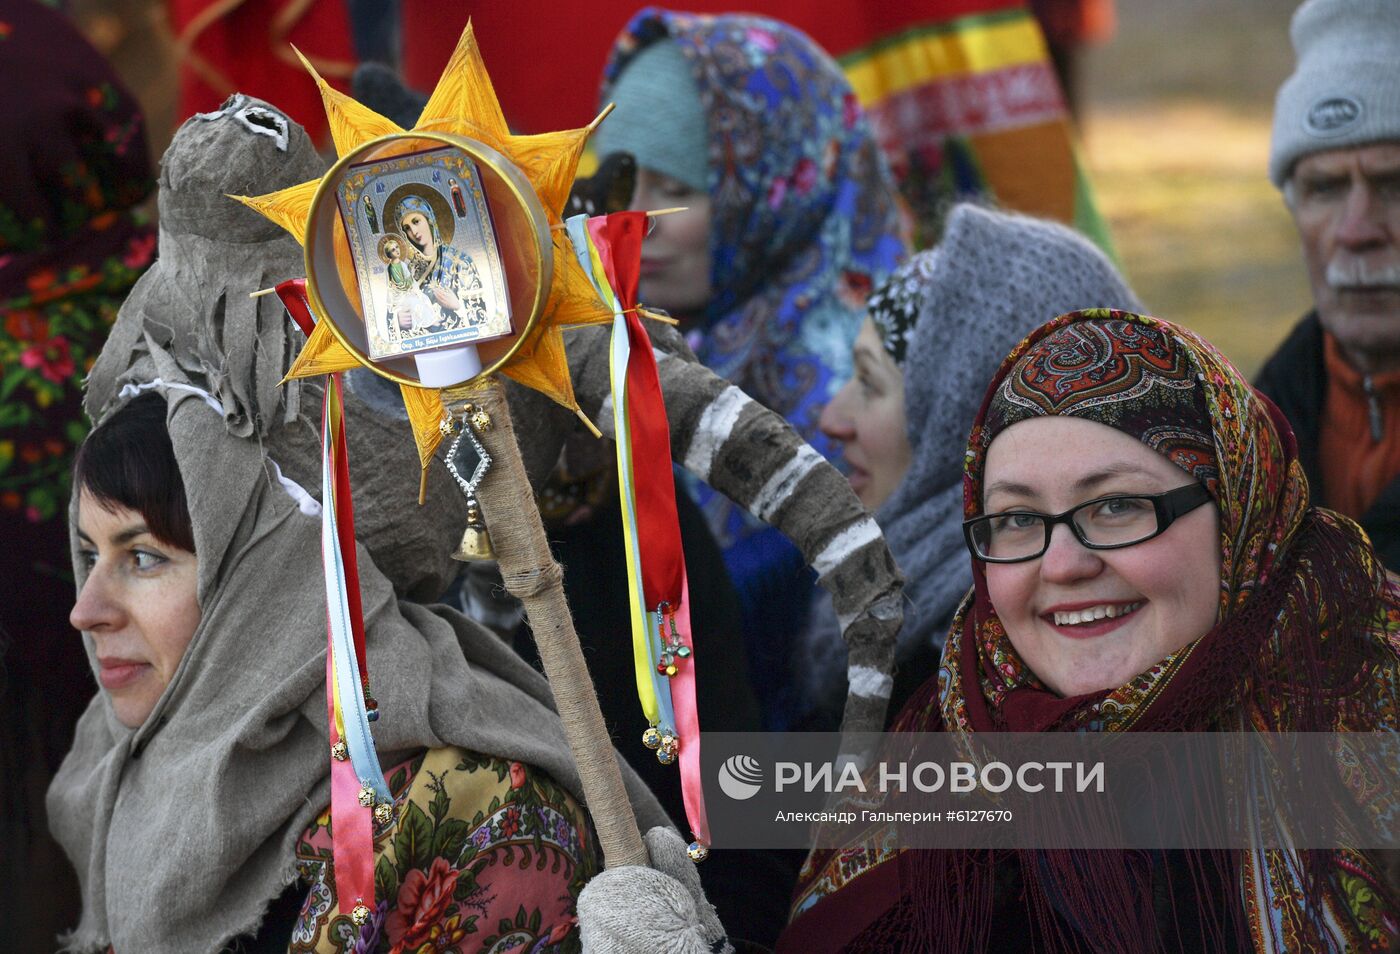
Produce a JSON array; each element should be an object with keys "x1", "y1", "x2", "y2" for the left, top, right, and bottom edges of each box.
[
  {"x1": 798, "y1": 204, "x2": 1144, "y2": 719},
  {"x1": 47, "y1": 97, "x2": 669, "y2": 954}
]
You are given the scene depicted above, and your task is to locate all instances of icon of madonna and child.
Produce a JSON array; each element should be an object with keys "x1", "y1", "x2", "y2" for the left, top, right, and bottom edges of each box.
[{"x1": 336, "y1": 147, "x2": 513, "y2": 363}]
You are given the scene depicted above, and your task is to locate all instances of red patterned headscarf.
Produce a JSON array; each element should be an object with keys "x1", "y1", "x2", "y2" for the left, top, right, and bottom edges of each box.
[
  {"x1": 898, "y1": 309, "x2": 1400, "y2": 952},
  {"x1": 983, "y1": 317, "x2": 1220, "y2": 497}
]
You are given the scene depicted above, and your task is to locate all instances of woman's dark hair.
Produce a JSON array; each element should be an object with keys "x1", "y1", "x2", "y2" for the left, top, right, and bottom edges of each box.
[{"x1": 72, "y1": 392, "x2": 194, "y2": 552}]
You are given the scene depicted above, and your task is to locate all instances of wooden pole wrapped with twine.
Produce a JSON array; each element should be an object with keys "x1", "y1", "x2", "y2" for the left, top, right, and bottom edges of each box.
[{"x1": 443, "y1": 380, "x2": 648, "y2": 869}]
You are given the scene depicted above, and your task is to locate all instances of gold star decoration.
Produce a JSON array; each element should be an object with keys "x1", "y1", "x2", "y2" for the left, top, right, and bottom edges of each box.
[{"x1": 234, "y1": 22, "x2": 613, "y2": 474}]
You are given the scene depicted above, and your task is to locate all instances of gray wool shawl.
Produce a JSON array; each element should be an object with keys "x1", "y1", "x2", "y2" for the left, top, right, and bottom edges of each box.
[
  {"x1": 49, "y1": 346, "x2": 670, "y2": 954},
  {"x1": 801, "y1": 204, "x2": 1144, "y2": 711},
  {"x1": 48, "y1": 96, "x2": 669, "y2": 954}
]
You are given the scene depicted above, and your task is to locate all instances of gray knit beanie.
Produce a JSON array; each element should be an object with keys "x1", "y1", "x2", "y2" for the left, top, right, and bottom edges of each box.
[
  {"x1": 879, "y1": 204, "x2": 1143, "y2": 655},
  {"x1": 1269, "y1": 0, "x2": 1400, "y2": 187},
  {"x1": 592, "y1": 40, "x2": 709, "y2": 191}
]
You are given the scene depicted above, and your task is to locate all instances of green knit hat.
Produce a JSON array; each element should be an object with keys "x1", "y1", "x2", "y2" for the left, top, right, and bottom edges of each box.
[{"x1": 592, "y1": 40, "x2": 708, "y2": 192}]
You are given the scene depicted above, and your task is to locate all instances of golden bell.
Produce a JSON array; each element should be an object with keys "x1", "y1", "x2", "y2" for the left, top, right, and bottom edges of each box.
[{"x1": 452, "y1": 502, "x2": 496, "y2": 562}]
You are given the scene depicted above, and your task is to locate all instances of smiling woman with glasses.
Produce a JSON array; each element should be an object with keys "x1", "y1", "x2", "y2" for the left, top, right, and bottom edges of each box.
[{"x1": 773, "y1": 309, "x2": 1400, "y2": 954}]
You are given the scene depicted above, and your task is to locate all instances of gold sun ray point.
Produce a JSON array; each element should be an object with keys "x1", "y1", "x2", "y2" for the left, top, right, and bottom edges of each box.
[
  {"x1": 399, "y1": 383, "x2": 448, "y2": 471},
  {"x1": 504, "y1": 125, "x2": 593, "y2": 217},
  {"x1": 230, "y1": 181, "x2": 321, "y2": 246},
  {"x1": 289, "y1": 44, "x2": 405, "y2": 156},
  {"x1": 415, "y1": 20, "x2": 509, "y2": 146},
  {"x1": 280, "y1": 321, "x2": 360, "y2": 382}
]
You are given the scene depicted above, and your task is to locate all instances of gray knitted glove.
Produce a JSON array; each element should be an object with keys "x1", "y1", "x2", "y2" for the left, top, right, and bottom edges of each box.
[{"x1": 578, "y1": 827, "x2": 733, "y2": 953}]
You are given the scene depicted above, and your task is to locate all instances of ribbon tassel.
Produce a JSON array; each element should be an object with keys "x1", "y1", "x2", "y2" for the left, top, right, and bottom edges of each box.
[{"x1": 564, "y1": 212, "x2": 710, "y2": 850}]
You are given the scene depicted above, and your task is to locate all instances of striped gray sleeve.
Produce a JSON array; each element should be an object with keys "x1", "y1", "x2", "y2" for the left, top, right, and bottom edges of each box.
[
  {"x1": 558, "y1": 328, "x2": 903, "y2": 748},
  {"x1": 656, "y1": 354, "x2": 904, "y2": 746}
]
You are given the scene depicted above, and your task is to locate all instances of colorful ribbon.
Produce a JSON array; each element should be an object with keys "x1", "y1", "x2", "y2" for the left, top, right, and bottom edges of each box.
[
  {"x1": 564, "y1": 213, "x2": 709, "y2": 846},
  {"x1": 277, "y1": 281, "x2": 388, "y2": 916}
]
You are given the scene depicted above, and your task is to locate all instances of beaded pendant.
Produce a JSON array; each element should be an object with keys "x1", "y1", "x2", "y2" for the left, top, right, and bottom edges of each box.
[{"x1": 654, "y1": 604, "x2": 691, "y2": 678}]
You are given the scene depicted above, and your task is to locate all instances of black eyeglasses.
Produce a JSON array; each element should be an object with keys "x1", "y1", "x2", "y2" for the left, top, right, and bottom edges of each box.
[{"x1": 962, "y1": 482, "x2": 1213, "y2": 564}]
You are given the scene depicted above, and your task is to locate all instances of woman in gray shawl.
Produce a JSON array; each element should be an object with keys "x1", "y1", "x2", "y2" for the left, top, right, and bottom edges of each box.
[
  {"x1": 47, "y1": 94, "x2": 668, "y2": 954},
  {"x1": 807, "y1": 203, "x2": 1144, "y2": 722}
]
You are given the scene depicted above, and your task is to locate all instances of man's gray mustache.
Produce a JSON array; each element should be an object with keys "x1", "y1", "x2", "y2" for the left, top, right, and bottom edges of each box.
[{"x1": 1328, "y1": 258, "x2": 1400, "y2": 289}]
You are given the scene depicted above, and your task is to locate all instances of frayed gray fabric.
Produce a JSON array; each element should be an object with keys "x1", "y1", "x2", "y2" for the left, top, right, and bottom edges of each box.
[
  {"x1": 263, "y1": 377, "x2": 467, "y2": 602},
  {"x1": 578, "y1": 827, "x2": 732, "y2": 954},
  {"x1": 799, "y1": 204, "x2": 1144, "y2": 714},
  {"x1": 51, "y1": 99, "x2": 669, "y2": 953},
  {"x1": 85, "y1": 96, "x2": 322, "y2": 439},
  {"x1": 85, "y1": 97, "x2": 468, "y2": 602}
]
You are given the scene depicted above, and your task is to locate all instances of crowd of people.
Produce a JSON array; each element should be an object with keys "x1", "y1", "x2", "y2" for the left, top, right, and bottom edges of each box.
[{"x1": 5, "y1": 0, "x2": 1400, "y2": 950}]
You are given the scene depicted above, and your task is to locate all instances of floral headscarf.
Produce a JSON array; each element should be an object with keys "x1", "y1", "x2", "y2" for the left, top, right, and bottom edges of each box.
[
  {"x1": 0, "y1": 0, "x2": 155, "y2": 526},
  {"x1": 910, "y1": 309, "x2": 1400, "y2": 952},
  {"x1": 601, "y1": 8, "x2": 906, "y2": 470},
  {"x1": 0, "y1": 1, "x2": 157, "y2": 792}
]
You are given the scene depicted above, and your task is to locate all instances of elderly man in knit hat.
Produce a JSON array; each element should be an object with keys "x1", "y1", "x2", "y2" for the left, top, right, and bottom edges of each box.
[{"x1": 1255, "y1": 0, "x2": 1400, "y2": 568}]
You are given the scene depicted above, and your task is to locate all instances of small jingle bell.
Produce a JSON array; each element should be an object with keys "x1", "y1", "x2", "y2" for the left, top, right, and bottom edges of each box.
[
  {"x1": 470, "y1": 408, "x2": 493, "y2": 432},
  {"x1": 661, "y1": 733, "x2": 678, "y2": 754},
  {"x1": 357, "y1": 785, "x2": 376, "y2": 808},
  {"x1": 452, "y1": 501, "x2": 496, "y2": 562},
  {"x1": 664, "y1": 664, "x2": 678, "y2": 677},
  {"x1": 687, "y1": 841, "x2": 709, "y2": 863},
  {"x1": 331, "y1": 741, "x2": 348, "y2": 762},
  {"x1": 373, "y1": 801, "x2": 395, "y2": 827},
  {"x1": 351, "y1": 902, "x2": 372, "y2": 927},
  {"x1": 641, "y1": 726, "x2": 662, "y2": 750},
  {"x1": 657, "y1": 745, "x2": 677, "y2": 766},
  {"x1": 655, "y1": 661, "x2": 669, "y2": 675}
]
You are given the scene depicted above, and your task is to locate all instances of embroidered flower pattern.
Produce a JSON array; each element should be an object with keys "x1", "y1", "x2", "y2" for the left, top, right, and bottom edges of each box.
[{"x1": 292, "y1": 747, "x2": 597, "y2": 953}]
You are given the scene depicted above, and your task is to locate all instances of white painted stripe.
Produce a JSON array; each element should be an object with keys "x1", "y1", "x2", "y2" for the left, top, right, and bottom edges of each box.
[
  {"x1": 847, "y1": 664, "x2": 894, "y2": 698},
  {"x1": 683, "y1": 385, "x2": 749, "y2": 480},
  {"x1": 813, "y1": 516, "x2": 881, "y2": 578},
  {"x1": 597, "y1": 393, "x2": 616, "y2": 438},
  {"x1": 753, "y1": 444, "x2": 824, "y2": 522}
]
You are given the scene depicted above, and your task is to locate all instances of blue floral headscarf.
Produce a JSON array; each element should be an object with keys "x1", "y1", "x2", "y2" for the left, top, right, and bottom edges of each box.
[{"x1": 602, "y1": 7, "x2": 906, "y2": 521}]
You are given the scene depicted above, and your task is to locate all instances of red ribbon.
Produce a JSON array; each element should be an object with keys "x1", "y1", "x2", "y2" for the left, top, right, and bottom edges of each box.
[
  {"x1": 276, "y1": 278, "x2": 317, "y2": 336},
  {"x1": 589, "y1": 212, "x2": 685, "y2": 609},
  {"x1": 589, "y1": 212, "x2": 708, "y2": 844}
]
